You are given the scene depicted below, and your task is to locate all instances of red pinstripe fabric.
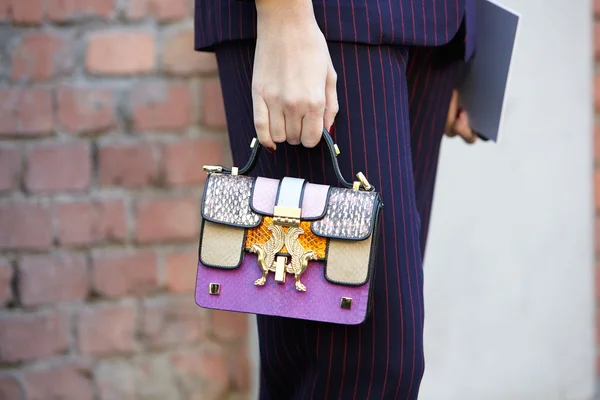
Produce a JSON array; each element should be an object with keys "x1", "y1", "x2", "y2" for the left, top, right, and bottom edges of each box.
[
  {"x1": 212, "y1": 37, "x2": 464, "y2": 399},
  {"x1": 408, "y1": 29, "x2": 467, "y2": 257}
]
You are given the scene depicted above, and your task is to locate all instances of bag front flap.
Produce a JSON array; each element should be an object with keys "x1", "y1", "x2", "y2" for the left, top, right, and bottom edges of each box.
[{"x1": 200, "y1": 173, "x2": 381, "y2": 286}]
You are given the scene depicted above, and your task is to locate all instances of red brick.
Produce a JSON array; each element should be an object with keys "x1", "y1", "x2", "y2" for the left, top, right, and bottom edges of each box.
[
  {"x1": 596, "y1": 22, "x2": 600, "y2": 60},
  {"x1": 18, "y1": 253, "x2": 89, "y2": 306},
  {"x1": 210, "y1": 310, "x2": 248, "y2": 342},
  {"x1": 596, "y1": 262, "x2": 600, "y2": 304},
  {"x1": 24, "y1": 364, "x2": 94, "y2": 400},
  {"x1": 57, "y1": 199, "x2": 127, "y2": 246},
  {"x1": 77, "y1": 303, "x2": 136, "y2": 355},
  {"x1": 200, "y1": 80, "x2": 227, "y2": 129},
  {"x1": 10, "y1": 0, "x2": 43, "y2": 24},
  {"x1": 86, "y1": 32, "x2": 156, "y2": 75},
  {"x1": 231, "y1": 344, "x2": 251, "y2": 391},
  {"x1": 595, "y1": 171, "x2": 600, "y2": 212},
  {"x1": 57, "y1": 86, "x2": 115, "y2": 134},
  {"x1": 0, "y1": 88, "x2": 53, "y2": 135},
  {"x1": 596, "y1": 74, "x2": 600, "y2": 114},
  {"x1": 141, "y1": 297, "x2": 206, "y2": 349},
  {"x1": 25, "y1": 142, "x2": 91, "y2": 193},
  {"x1": 170, "y1": 345, "x2": 230, "y2": 399},
  {"x1": 11, "y1": 32, "x2": 73, "y2": 82},
  {"x1": 0, "y1": 0, "x2": 9, "y2": 19},
  {"x1": 0, "y1": 146, "x2": 20, "y2": 191},
  {"x1": 91, "y1": 250, "x2": 158, "y2": 298},
  {"x1": 596, "y1": 217, "x2": 600, "y2": 255},
  {"x1": 597, "y1": 309, "x2": 600, "y2": 352},
  {"x1": 127, "y1": 0, "x2": 188, "y2": 22},
  {"x1": 163, "y1": 28, "x2": 217, "y2": 76},
  {"x1": 595, "y1": 0, "x2": 600, "y2": 16},
  {"x1": 57, "y1": 202, "x2": 93, "y2": 245},
  {"x1": 0, "y1": 203, "x2": 53, "y2": 251},
  {"x1": 131, "y1": 82, "x2": 193, "y2": 132},
  {"x1": 0, "y1": 259, "x2": 13, "y2": 306},
  {"x1": 0, "y1": 312, "x2": 69, "y2": 362},
  {"x1": 165, "y1": 250, "x2": 196, "y2": 293},
  {"x1": 135, "y1": 196, "x2": 199, "y2": 244},
  {"x1": 0, "y1": 375, "x2": 22, "y2": 399},
  {"x1": 164, "y1": 138, "x2": 224, "y2": 186},
  {"x1": 595, "y1": 123, "x2": 600, "y2": 161},
  {"x1": 98, "y1": 143, "x2": 158, "y2": 188},
  {"x1": 47, "y1": 0, "x2": 116, "y2": 21}
]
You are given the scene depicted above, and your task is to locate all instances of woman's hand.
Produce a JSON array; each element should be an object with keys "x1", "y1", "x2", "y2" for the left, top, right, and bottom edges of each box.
[
  {"x1": 445, "y1": 89, "x2": 477, "y2": 144},
  {"x1": 252, "y1": 0, "x2": 338, "y2": 150}
]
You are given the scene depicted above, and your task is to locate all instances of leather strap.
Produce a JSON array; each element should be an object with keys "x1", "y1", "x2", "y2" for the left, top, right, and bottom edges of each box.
[
  {"x1": 220, "y1": 128, "x2": 356, "y2": 189},
  {"x1": 276, "y1": 178, "x2": 306, "y2": 209}
]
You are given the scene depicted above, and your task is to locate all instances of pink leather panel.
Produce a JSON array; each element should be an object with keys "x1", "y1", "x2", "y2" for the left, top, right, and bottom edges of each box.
[
  {"x1": 196, "y1": 253, "x2": 370, "y2": 325},
  {"x1": 251, "y1": 177, "x2": 279, "y2": 214},
  {"x1": 251, "y1": 178, "x2": 329, "y2": 220},
  {"x1": 301, "y1": 183, "x2": 330, "y2": 219}
]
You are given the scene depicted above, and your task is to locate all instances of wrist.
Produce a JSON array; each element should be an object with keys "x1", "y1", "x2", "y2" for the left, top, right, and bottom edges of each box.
[{"x1": 255, "y1": 0, "x2": 315, "y2": 27}]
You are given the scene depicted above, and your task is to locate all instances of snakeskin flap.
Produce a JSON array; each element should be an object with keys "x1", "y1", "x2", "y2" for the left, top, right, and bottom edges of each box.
[
  {"x1": 202, "y1": 174, "x2": 381, "y2": 241},
  {"x1": 311, "y1": 188, "x2": 379, "y2": 241},
  {"x1": 201, "y1": 173, "x2": 262, "y2": 228}
]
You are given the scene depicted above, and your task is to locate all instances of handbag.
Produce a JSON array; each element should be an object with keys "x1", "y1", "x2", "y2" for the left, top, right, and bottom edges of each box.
[{"x1": 195, "y1": 129, "x2": 383, "y2": 325}]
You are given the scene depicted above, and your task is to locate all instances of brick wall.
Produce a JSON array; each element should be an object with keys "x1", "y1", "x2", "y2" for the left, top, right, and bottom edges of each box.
[{"x1": 0, "y1": 1, "x2": 251, "y2": 399}]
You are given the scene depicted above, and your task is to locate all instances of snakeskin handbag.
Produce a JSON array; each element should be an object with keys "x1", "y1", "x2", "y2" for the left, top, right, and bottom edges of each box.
[{"x1": 195, "y1": 129, "x2": 383, "y2": 325}]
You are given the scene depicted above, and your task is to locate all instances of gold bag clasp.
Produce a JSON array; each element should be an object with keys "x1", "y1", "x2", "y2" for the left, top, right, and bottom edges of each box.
[{"x1": 274, "y1": 256, "x2": 287, "y2": 283}]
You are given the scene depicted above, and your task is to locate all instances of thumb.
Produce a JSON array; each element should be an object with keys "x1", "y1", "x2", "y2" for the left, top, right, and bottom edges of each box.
[
  {"x1": 452, "y1": 110, "x2": 477, "y2": 144},
  {"x1": 323, "y1": 64, "x2": 339, "y2": 132},
  {"x1": 445, "y1": 89, "x2": 459, "y2": 135}
]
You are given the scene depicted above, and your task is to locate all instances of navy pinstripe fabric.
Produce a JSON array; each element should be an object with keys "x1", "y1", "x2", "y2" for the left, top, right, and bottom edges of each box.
[
  {"x1": 212, "y1": 36, "x2": 464, "y2": 399},
  {"x1": 407, "y1": 31, "x2": 466, "y2": 257},
  {"x1": 195, "y1": 0, "x2": 476, "y2": 60}
]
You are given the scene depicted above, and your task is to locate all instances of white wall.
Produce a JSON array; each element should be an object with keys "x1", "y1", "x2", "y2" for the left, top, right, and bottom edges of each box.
[{"x1": 419, "y1": 0, "x2": 595, "y2": 399}]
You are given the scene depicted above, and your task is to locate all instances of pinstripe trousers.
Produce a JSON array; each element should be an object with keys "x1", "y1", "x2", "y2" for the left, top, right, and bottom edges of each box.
[{"x1": 214, "y1": 37, "x2": 464, "y2": 400}]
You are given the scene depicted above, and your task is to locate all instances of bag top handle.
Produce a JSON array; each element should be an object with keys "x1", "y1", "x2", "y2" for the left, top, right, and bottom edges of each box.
[{"x1": 203, "y1": 128, "x2": 374, "y2": 191}]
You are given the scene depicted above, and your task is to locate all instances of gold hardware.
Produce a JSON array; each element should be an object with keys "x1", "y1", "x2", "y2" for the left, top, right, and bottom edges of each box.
[
  {"x1": 274, "y1": 256, "x2": 287, "y2": 283},
  {"x1": 250, "y1": 223, "x2": 316, "y2": 291},
  {"x1": 250, "y1": 138, "x2": 257, "y2": 148},
  {"x1": 340, "y1": 297, "x2": 353, "y2": 309},
  {"x1": 209, "y1": 283, "x2": 221, "y2": 295},
  {"x1": 284, "y1": 227, "x2": 317, "y2": 291},
  {"x1": 356, "y1": 172, "x2": 372, "y2": 191},
  {"x1": 203, "y1": 165, "x2": 223, "y2": 174},
  {"x1": 231, "y1": 167, "x2": 239, "y2": 176},
  {"x1": 273, "y1": 206, "x2": 301, "y2": 227},
  {"x1": 273, "y1": 217, "x2": 300, "y2": 227},
  {"x1": 353, "y1": 181, "x2": 360, "y2": 191},
  {"x1": 250, "y1": 225, "x2": 285, "y2": 286},
  {"x1": 334, "y1": 144, "x2": 340, "y2": 155},
  {"x1": 273, "y1": 206, "x2": 301, "y2": 219}
]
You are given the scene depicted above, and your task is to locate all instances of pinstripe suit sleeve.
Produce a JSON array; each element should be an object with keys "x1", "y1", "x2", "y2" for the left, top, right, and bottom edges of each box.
[{"x1": 195, "y1": 0, "x2": 474, "y2": 58}]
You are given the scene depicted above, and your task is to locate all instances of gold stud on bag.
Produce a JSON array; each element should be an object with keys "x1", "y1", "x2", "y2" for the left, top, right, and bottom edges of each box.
[{"x1": 195, "y1": 129, "x2": 383, "y2": 326}]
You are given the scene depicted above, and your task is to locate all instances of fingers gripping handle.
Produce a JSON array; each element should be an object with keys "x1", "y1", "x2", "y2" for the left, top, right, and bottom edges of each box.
[{"x1": 203, "y1": 128, "x2": 373, "y2": 191}]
